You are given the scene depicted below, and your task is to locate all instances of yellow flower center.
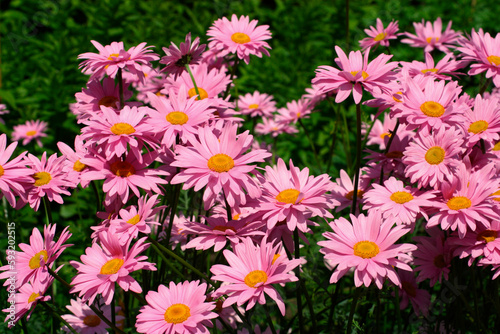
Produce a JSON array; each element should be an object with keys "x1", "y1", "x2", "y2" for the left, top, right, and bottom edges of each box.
[
  {"x1": 353, "y1": 241, "x2": 380, "y2": 259},
  {"x1": 127, "y1": 214, "x2": 141, "y2": 225},
  {"x1": 107, "y1": 53, "x2": 120, "y2": 60},
  {"x1": 425, "y1": 146, "x2": 445, "y2": 165},
  {"x1": 402, "y1": 281, "x2": 417, "y2": 297},
  {"x1": 73, "y1": 160, "x2": 86, "y2": 172},
  {"x1": 29, "y1": 250, "x2": 48, "y2": 269},
  {"x1": 28, "y1": 292, "x2": 40, "y2": 304},
  {"x1": 248, "y1": 104, "x2": 259, "y2": 109},
  {"x1": 390, "y1": 191, "x2": 414, "y2": 204},
  {"x1": 231, "y1": 32, "x2": 251, "y2": 44},
  {"x1": 232, "y1": 213, "x2": 241, "y2": 220},
  {"x1": 110, "y1": 161, "x2": 135, "y2": 177},
  {"x1": 83, "y1": 315, "x2": 101, "y2": 327},
  {"x1": 244, "y1": 270, "x2": 268, "y2": 288},
  {"x1": 187, "y1": 87, "x2": 209, "y2": 100},
  {"x1": 110, "y1": 122, "x2": 135, "y2": 135},
  {"x1": 26, "y1": 130, "x2": 37, "y2": 136},
  {"x1": 32, "y1": 172, "x2": 52, "y2": 186},
  {"x1": 272, "y1": 254, "x2": 280, "y2": 265},
  {"x1": 446, "y1": 196, "x2": 472, "y2": 210},
  {"x1": 380, "y1": 132, "x2": 391, "y2": 139},
  {"x1": 476, "y1": 230, "x2": 497, "y2": 243},
  {"x1": 373, "y1": 32, "x2": 387, "y2": 42},
  {"x1": 468, "y1": 120, "x2": 489, "y2": 134},
  {"x1": 385, "y1": 151, "x2": 403, "y2": 159},
  {"x1": 207, "y1": 154, "x2": 234, "y2": 173},
  {"x1": 164, "y1": 303, "x2": 191, "y2": 324},
  {"x1": 345, "y1": 190, "x2": 364, "y2": 201},
  {"x1": 421, "y1": 68, "x2": 438, "y2": 74},
  {"x1": 487, "y1": 55, "x2": 500, "y2": 66},
  {"x1": 433, "y1": 254, "x2": 446, "y2": 268},
  {"x1": 426, "y1": 37, "x2": 439, "y2": 43},
  {"x1": 350, "y1": 71, "x2": 369, "y2": 79},
  {"x1": 420, "y1": 101, "x2": 445, "y2": 117},
  {"x1": 166, "y1": 111, "x2": 189, "y2": 125},
  {"x1": 393, "y1": 92, "x2": 403, "y2": 103},
  {"x1": 493, "y1": 142, "x2": 500, "y2": 151},
  {"x1": 213, "y1": 225, "x2": 237, "y2": 233},
  {"x1": 0, "y1": 165, "x2": 4, "y2": 177},
  {"x1": 98, "y1": 96, "x2": 119, "y2": 108},
  {"x1": 276, "y1": 188, "x2": 300, "y2": 204},
  {"x1": 491, "y1": 189, "x2": 500, "y2": 202},
  {"x1": 100, "y1": 258, "x2": 124, "y2": 275}
]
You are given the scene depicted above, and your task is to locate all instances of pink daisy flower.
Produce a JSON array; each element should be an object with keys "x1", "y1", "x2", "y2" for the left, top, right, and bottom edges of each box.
[
  {"x1": 313, "y1": 46, "x2": 397, "y2": 104},
  {"x1": 363, "y1": 177, "x2": 436, "y2": 226},
  {"x1": 400, "y1": 52, "x2": 467, "y2": 80},
  {"x1": 61, "y1": 298, "x2": 123, "y2": 334},
  {"x1": 275, "y1": 98, "x2": 313, "y2": 124},
  {"x1": 12, "y1": 120, "x2": 48, "y2": 147},
  {"x1": 427, "y1": 164, "x2": 500, "y2": 238},
  {"x1": 396, "y1": 270, "x2": 431, "y2": 317},
  {"x1": 0, "y1": 134, "x2": 32, "y2": 207},
  {"x1": 330, "y1": 169, "x2": 370, "y2": 212},
  {"x1": 170, "y1": 123, "x2": 271, "y2": 210},
  {"x1": 238, "y1": 91, "x2": 276, "y2": 118},
  {"x1": 78, "y1": 40, "x2": 159, "y2": 81},
  {"x1": 359, "y1": 18, "x2": 399, "y2": 50},
  {"x1": 364, "y1": 113, "x2": 413, "y2": 151},
  {"x1": 319, "y1": 212, "x2": 416, "y2": 289},
  {"x1": 25, "y1": 152, "x2": 72, "y2": 211},
  {"x1": 450, "y1": 221, "x2": 500, "y2": 266},
  {"x1": 57, "y1": 135, "x2": 91, "y2": 189},
  {"x1": 461, "y1": 94, "x2": 500, "y2": 147},
  {"x1": 457, "y1": 29, "x2": 500, "y2": 87},
  {"x1": 0, "y1": 224, "x2": 72, "y2": 290},
  {"x1": 255, "y1": 116, "x2": 298, "y2": 137},
  {"x1": 207, "y1": 14, "x2": 272, "y2": 65},
  {"x1": 136, "y1": 280, "x2": 217, "y2": 334},
  {"x1": 403, "y1": 126, "x2": 464, "y2": 189},
  {"x1": 160, "y1": 33, "x2": 206, "y2": 78},
  {"x1": 211, "y1": 237, "x2": 301, "y2": 315},
  {"x1": 70, "y1": 232, "x2": 156, "y2": 305},
  {"x1": 401, "y1": 18, "x2": 462, "y2": 53},
  {"x1": 255, "y1": 158, "x2": 337, "y2": 233}
]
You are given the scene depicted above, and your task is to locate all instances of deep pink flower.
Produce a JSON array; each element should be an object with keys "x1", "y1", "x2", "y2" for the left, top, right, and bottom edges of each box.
[
  {"x1": 330, "y1": 169, "x2": 370, "y2": 212},
  {"x1": 160, "y1": 33, "x2": 206, "y2": 78},
  {"x1": 396, "y1": 270, "x2": 431, "y2": 316},
  {"x1": 359, "y1": 18, "x2": 399, "y2": 50},
  {"x1": 61, "y1": 298, "x2": 123, "y2": 334},
  {"x1": 12, "y1": 120, "x2": 48, "y2": 147},
  {"x1": 401, "y1": 18, "x2": 462, "y2": 53},
  {"x1": 57, "y1": 135, "x2": 91, "y2": 189},
  {"x1": 400, "y1": 52, "x2": 467, "y2": 80},
  {"x1": 450, "y1": 221, "x2": 500, "y2": 266}
]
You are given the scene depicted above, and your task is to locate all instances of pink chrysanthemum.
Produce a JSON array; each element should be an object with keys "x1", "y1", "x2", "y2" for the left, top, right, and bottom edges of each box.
[
  {"x1": 401, "y1": 18, "x2": 462, "y2": 53},
  {"x1": 171, "y1": 123, "x2": 271, "y2": 210},
  {"x1": 461, "y1": 94, "x2": 500, "y2": 147},
  {"x1": 78, "y1": 40, "x2": 159, "y2": 81},
  {"x1": 363, "y1": 177, "x2": 436, "y2": 226},
  {"x1": 275, "y1": 98, "x2": 313, "y2": 124},
  {"x1": 359, "y1": 18, "x2": 399, "y2": 50},
  {"x1": 70, "y1": 232, "x2": 156, "y2": 305},
  {"x1": 255, "y1": 116, "x2": 298, "y2": 137},
  {"x1": 0, "y1": 224, "x2": 72, "y2": 290},
  {"x1": 450, "y1": 221, "x2": 500, "y2": 266},
  {"x1": 400, "y1": 52, "x2": 467, "y2": 80},
  {"x1": 238, "y1": 91, "x2": 276, "y2": 118},
  {"x1": 211, "y1": 237, "x2": 301, "y2": 315},
  {"x1": 12, "y1": 120, "x2": 48, "y2": 147},
  {"x1": 25, "y1": 152, "x2": 72, "y2": 211},
  {"x1": 403, "y1": 126, "x2": 464, "y2": 189},
  {"x1": 330, "y1": 169, "x2": 370, "y2": 212},
  {"x1": 313, "y1": 46, "x2": 397, "y2": 104},
  {"x1": 0, "y1": 134, "x2": 32, "y2": 207},
  {"x1": 396, "y1": 270, "x2": 431, "y2": 317},
  {"x1": 136, "y1": 280, "x2": 217, "y2": 334},
  {"x1": 57, "y1": 135, "x2": 91, "y2": 189},
  {"x1": 207, "y1": 14, "x2": 272, "y2": 64},
  {"x1": 319, "y1": 212, "x2": 416, "y2": 289},
  {"x1": 364, "y1": 113, "x2": 413, "y2": 151},
  {"x1": 160, "y1": 33, "x2": 206, "y2": 78},
  {"x1": 61, "y1": 298, "x2": 123, "y2": 334}
]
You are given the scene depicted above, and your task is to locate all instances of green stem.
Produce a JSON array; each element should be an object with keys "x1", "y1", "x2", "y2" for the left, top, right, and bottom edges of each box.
[
  {"x1": 111, "y1": 293, "x2": 116, "y2": 329},
  {"x1": 379, "y1": 119, "x2": 400, "y2": 184},
  {"x1": 272, "y1": 136, "x2": 278, "y2": 165},
  {"x1": 264, "y1": 303, "x2": 278, "y2": 334},
  {"x1": 340, "y1": 104, "x2": 352, "y2": 173},
  {"x1": 394, "y1": 286, "x2": 402, "y2": 332},
  {"x1": 42, "y1": 197, "x2": 53, "y2": 226},
  {"x1": 117, "y1": 68, "x2": 124, "y2": 109},
  {"x1": 222, "y1": 190, "x2": 233, "y2": 222},
  {"x1": 40, "y1": 301, "x2": 78, "y2": 334},
  {"x1": 294, "y1": 229, "x2": 304, "y2": 334},
  {"x1": 223, "y1": 59, "x2": 240, "y2": 99},
  {"x1": 149, "y1": 238, "x2": 185, "y2": 278},
  {"x1": 90, "y1": 181, "x2": 102, "y2": 213},
  {"x1": 298, "y1": 118, "x2": 322, "y2": 171},
  {"x1": 166, "y1": 183, "x2": 182, "y2": 245},
  {"x1": 47, "y1": 266, "x2": 72, "y2": 290},
  {"x1": 346, "y1": 287, "x2": 361, "y2": 334},
  {"x1": 326, "y1": 108, "x2": 341, "y2": 174},
  {"x1": 351, "y1": 103, "x2": 362, "y2": 214},
  {"x1": 479, "y1": 77, "x2": 492, "y2": 95},
  {"x1": 185, "y1": 64, "x2": 201, "y2": 98},
  {"x1": 89, "y1": 303, "x2": 126, "y2": 334}
]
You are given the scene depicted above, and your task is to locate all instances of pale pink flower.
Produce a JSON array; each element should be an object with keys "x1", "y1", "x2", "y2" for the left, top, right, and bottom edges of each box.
[
  {"x1": 319, "y1": 212, "x2": 416, "y2": 289},
  {"x1": 57, "y1": 135, "x2": 91, "y2": 188},
  {"x1": 238, "y1": 91, "x2": 276, "y2": 118},
  {"x1": 401, "y1": 18, "x2": 462, "y2": 53},
  {"x1": 61, "y1": 298, "x2": 123, "y2": 334},
  {"x1": 359, "y1": 18, "x2": 399, "y2": 50},
  {"x1": 461, "y1": 94, "x2": 500, "y2": 147},
  {"x1": 136, "y1": 280, "x2": 217, "y2": 334},
  {"x1": 207, "y1": 14, "x2": 272, "y2": 64},
  {"x1": 275, "y1": 98, "x2": 313, "y2": 124},
  {"x1": 12, "y1": 120, "x2": 48, "y2": 147},
  {"x1": 400, "y1": 52, "x2": 467, "y2": 80},
  {"x1": 160, "y1": 33, "x2": 206, "y2": 78},
  {"x1": 211, "y1": 237, "x2": 301, "y2": 315},
  {"x1": 255, "y1": 116, "x2": 298, "y2": 137},
  {"x1": 70, "y1": 232, "x2": 156, "y2": 305}
]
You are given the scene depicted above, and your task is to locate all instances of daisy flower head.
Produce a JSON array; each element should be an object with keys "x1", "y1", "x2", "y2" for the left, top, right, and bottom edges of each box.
[
  {"x1": 319, "y1": 211, "x2": 416, "y2": 289},
  {"x1": 160, "y1": 33, "x2": 206, "y2": 78},
  {"x1": 365, "y1": 131, "x2": 412, "y2": 179},
  {"x1": 359, "y1": 18, "x2": 399, "y2": 50},
  {"x1": 401, "y1": 18, "x2": 462, "y2": 53},
  {"x1": 70, "y1": 232, "x2": 156, "y2": 305},
  {"x1": 171, "y1": 122, "x2": 271, "y2": 210},
  {"x1": 363, "y1": 176, "x2": 436, "y2": 226},
  {"x1": 57, "y1": 135, "x2": 91, "y2": 189},
  {"x1": 0, "y1": 224, "x2": 72, "y2": 290},
  {"x1": 403, "y1": 126, "x2": 464, "y2": 189},
  {"x1": 276, "y1": 98, "x2": 313, "y2": 124},
  {"x1": 450, "y1": 221, "x2": 500, "y2": 266},
  {"x1": 136, "y1": 280, "x2": 217, "y2": 334},
  {"x1": 364, "y1": 113, "x2": 413, "y2": 151},
  {"x1": 238, "y1": 91, "x2": 276, "y2": 118},
  {"x1": 255, "y1": 158, "x2": 337, "y2": 233},
  {"x1": 461, "y1": 94, "x2": 500, "y2": 147},
  {"x1": 330, "y1": 169, "x2": 370, "y2": 212},
  {"x1": 78, "y1": 40, "x2": 159, "y2": 81},
  {"x1": 25, "y1": 152, "x2": 72, "y2": 211},
  {"x1": 12, "y1": 120, "x2": 48, "y2": 147},
  {"x1": 211, "y1": 237, "x2": 301, "y2": 315},
  {"x1": 400, "y1": 52, "x2": 467, "y2": 81},
  {"x1": 396, "y1": 270, "x2": 431, "y2": 317},
  {"x1": 207, "y1": 14, "x2": 272, "y2": 64},
  {"x1": 255, "y1": 115, "x2": 298, "y2": 137},
  {"x1": 61, "y1": 298, "x2": 123, "y2": 334},
  {"x1": 312, "y1": 46, "x2": 397, "y2": 104},
  {"x1": 0, "y1": 134, "x2": 32, "y2": 207}
]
